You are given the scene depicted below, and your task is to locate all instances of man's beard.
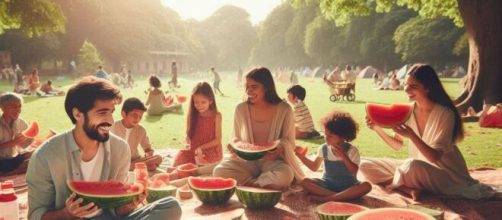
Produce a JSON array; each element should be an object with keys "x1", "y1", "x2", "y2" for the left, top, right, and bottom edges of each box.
[{"x1": 83, "y1": 115, "x2": 111, "y2": 142}]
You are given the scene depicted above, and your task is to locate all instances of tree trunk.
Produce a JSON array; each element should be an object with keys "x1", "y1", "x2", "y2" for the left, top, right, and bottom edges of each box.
[{"x1": 455, "y1": 0, "x2": 502, "y2": 113}]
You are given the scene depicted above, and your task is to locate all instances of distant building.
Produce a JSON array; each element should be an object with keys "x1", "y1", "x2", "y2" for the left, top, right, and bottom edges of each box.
[{"x1": 123, "y1": 51, "x2": 190, "y2": 76}]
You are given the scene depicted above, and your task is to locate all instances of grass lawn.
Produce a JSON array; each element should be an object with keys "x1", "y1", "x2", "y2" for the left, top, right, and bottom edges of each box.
[{"x1": 1, "y1": 73, "x2": 501, "y2": 168}]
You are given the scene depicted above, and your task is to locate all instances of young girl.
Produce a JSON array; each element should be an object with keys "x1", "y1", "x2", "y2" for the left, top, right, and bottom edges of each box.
[
  {"x1": 295, "y1": 111, "x2": 371, "y2": 202},
  {"x1": 172, "y1": 82, "x2": 222, "y2": 174},
  {"x1": 145, "y1": 75, "x2": 181, "y2": 115}
]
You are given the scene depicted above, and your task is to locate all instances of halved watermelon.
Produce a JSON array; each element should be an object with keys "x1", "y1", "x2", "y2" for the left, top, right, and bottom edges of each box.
[
  {"x1": 366, "y1": 103, "x2": 413, "y2": 128},
  {"x1": 177, "y1": 163, "x2": 198, "y2": 178},
  {"x1": 22, "y1": 121, "x2": 39, "y2": 138},
  {"x1": 230, "y1": 140, "x2": 279, "y2": 160},
  {"x1": 316, "y1": 202, "x2": 368, "y2": 220},
  {"x1": 294, "y1": 146, "x2": 308, "y2": 156},
  {"x1": 188, "y1": 177, "x2": 236, "y2": 205},
  {"x1": 348, "y1": 208, "x2": 435, "y2": 220},
  {"x1": 236, "y1": 186, "x2": 282, "y2": 209},
  {"x1": 67, "y1": 180, "x2": 143, "y2": 208},
  {"x1": 147, "y1": 185, "x2": 177, "y2": 203}
]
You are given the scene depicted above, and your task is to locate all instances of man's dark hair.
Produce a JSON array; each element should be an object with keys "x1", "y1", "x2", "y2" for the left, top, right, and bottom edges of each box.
[
  {"x1": 122, "y1": 97, "x2": 146, "y2": 114},
  {"x1": 287, "y1": 85, "x2": 306, "y2": 101},
  {"x1": 321, "y1": 111, "x2": 359, "y2": 142},
  {"x1": 64, "y1": 76, "x2": 122, "y2": 124}
]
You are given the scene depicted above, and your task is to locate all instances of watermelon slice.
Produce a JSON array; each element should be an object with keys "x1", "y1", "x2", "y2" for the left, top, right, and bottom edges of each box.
[
  {"x1": 188, "y1": 177, "x2": 236, "y2": 205},
  {"x1": 366, "y1": 103, "x2": 413, "y2": 128},
  {"x1": 230, "y1": 140, "x2": 279, "y2": 160},
  {"x1": 294, "y1": 146, "x2": 308, "y2": 156},
  {"x1": 176, "y1": 95, "x2": 187, "y2": 103},
  {"x1": 316, "y1": 201, "x2": 368, "y2": 220},
  {"x1": 177, "y1": 163, "x2": 198, "y2": 178},
  {"x1": 348, "y1": 208, "x2": 435, "y2": 220},
  {"x1": 178, "y1": 184, "x2": 193, "y2": 200},
  {"x1": 67, "y1": 180, "x2": 143, "y2": 208},
  {"x1": 22, "y1": 121, "x2": 39, "y2": 138},
  {"x1": 236, "y1": 186, "x2": 282, "y2": 209}
]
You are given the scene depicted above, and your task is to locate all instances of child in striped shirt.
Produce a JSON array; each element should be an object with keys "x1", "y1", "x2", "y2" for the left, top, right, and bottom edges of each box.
[{"x1": 287, "y1": 85, "x2": 320, "y2": 139}]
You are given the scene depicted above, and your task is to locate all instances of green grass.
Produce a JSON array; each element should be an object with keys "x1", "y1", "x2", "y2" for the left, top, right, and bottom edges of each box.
[{"x1": 1, "y1": 74, "x2": 501, "y2": 168}]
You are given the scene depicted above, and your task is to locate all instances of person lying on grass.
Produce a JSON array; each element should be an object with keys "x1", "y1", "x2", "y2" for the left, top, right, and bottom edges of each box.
[{"x1": 295, "y1": 110, "x2": 371, "y2": 202}]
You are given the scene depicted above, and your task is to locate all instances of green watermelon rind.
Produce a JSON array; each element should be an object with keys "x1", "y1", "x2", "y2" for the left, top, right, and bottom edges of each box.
[
  {"x1": 316, "y1": 202, "x2": 368, "y2": 220},
  {"x1": 146, "y1": 185, "x2": 177, "y2": 203},
  {"x1": 230, "y1": 140, "x2": 279, "y2": 161},
  {"x1": 347, "y1": 208, "x2": 435, "y2": 220},
  {"x1": 67, "y1": 180, "x2": 143, "y2": 209},
  {"x1": 188, "y1": 177, "x2": 237, "y2": 205},
  {"x1": 236, "y1": 186, "x2": 282, "y2": 209},
  {"x1": 365, "y1": 103, "x2": 413, "y2": 128}
]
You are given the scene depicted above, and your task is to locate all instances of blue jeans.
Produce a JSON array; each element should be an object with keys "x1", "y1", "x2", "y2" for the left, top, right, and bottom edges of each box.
[{"x1": 92, "y1": 197, "x2": 181, "y2": 220}]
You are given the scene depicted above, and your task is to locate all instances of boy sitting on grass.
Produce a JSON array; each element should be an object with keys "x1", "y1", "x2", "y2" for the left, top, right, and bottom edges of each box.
[
  {"x1": 287, "y1": 85, "x2": 320, "y2": 139},
  {"x1": 111, "y1": 97, "x2": 162, "y2": 171}
]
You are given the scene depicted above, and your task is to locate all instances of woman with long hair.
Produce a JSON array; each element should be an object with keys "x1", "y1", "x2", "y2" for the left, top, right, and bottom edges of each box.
[
  {"x1": 360, "y1": 64, "x2": 495, "y2": 200},
  {"x1": 213, "y1": 67, "x2": 304, "y2": 190}
]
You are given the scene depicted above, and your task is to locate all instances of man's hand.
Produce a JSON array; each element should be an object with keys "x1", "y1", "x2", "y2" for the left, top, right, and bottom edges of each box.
[
  {"x1": 64, "y1": 193, "x2": 99, "y2": 218},
  {"x1": 114, "y1": 189, "x2": 147, "y2": 216}
]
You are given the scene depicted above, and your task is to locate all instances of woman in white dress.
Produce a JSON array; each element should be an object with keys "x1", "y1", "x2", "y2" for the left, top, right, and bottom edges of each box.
[{"x1": 360, "y1": 64, "x2": 495, "y2": 200}]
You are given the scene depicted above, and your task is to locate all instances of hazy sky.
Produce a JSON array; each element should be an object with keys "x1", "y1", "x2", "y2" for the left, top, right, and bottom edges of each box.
[{"x1": 161, "y1": 0, "x2": 284, "y2": 24}]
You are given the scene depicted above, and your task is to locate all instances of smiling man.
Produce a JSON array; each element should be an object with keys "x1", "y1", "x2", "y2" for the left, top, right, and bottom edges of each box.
[{"x1": 26, "y1": 77, "x2": 181, "y2": 220}]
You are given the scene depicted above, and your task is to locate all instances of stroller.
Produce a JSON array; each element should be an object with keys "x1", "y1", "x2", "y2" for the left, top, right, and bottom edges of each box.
[{"x1": 327, "y1": 81, "x2": 356, "y2": 102}]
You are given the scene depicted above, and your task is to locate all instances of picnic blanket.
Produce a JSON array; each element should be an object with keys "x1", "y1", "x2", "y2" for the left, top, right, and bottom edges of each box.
[{"x1": 8, "y1": 151, "x2": 502, "y2": 220}]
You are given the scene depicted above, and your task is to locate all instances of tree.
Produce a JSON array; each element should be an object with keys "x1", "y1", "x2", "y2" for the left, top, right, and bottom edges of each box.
[
  {"x1": 77, "y1": 40, "x2": 103, "y2": 74},
  {"x1": 393, "y1": 17, "x2": 464, "y2": 67},
  {"x1": 293, "y1": 0, "x2": 502, "y2": 112},
  {"x1": 0, "y1": 0, "x2": 65, "y2": 36}
]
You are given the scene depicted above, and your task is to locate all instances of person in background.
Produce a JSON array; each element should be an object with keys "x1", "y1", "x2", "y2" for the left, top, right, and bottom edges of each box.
[
  {"x1": 210, "y1": 67, "x2": 224, "y2": 96},
  {"x1": 145, "y1": 75, "x2": 181, "y2": 115},
  {"x1": 0, "y1": 92, "x2": 34, "y2": 177},
  {"x1": 286, "y1": 85, "x2": 320, "y2": 139},
  {"x1": 96, "y1": 65, "x2": 109, "y2": 80}
]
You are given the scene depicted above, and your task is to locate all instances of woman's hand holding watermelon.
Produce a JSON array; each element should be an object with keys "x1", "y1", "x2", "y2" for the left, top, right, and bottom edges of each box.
[
  {"x1": 391, "y1": 124, "x2": 416, "y2": 139},
  {"x1": 64, "y1": 193, "x2": 99, "y2": 218},
  {"x1": 263, "y1": 145, "x2": 283, "y2": 161},
  {"x1": 365, "y1": 116, "x2": 381, "y2": 131}
]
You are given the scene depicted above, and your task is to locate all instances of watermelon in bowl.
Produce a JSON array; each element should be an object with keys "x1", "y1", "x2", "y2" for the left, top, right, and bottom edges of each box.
[
  {"x1": 230, "y1": 140, "x2": 279, "y2": 161},
  {"x1": 188, "y1": 176, "x2": 236, "y2": 205},
  {"x1": 348, "y1": 208, "x2": 435, "y2": 220},
  {"x1": 236, "y1": 186, "x2": 282, "y2": 209},
  {"x1": 147, "y1": 185, "x2": 177, "y2": 203},
  {"x1": 316, "y1": 201, "x2": 368, "y2": 220},
  {"x1": 67, "y1": 180, "x2": 143, "y2": 208},
  {"x1": 176, "y1": 163, "x2": 198, "y2": 178},
  {"x1": 366, "y1": 103, "x2": 413, "y2": 128}
]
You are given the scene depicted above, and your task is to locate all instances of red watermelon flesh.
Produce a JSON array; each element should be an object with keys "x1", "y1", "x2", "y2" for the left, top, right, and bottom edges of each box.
[
  {"x1": 231, "y1": 140, "x2": 279, "y2": 160},
  {"x1": 68, "y1": 180, "x2": 141, "y2": 195},
  {"x1": 317, "y1": 201, "x2": 367, "y2": 216},
  {"x1": 22, "y1": 121, "x2": 39, "y2": 138},
  {"x1": 366, "y1": 103, "x2": 413, "y2": 128},
  {"x1": 151, "y1": 173, "x2": 170, "y2": 186},
  {"x1": 348, "y1": 208, "x2": 435, "y2": 220},
  {"x1": 176, "y1": 163, "x2": 197, "y2": 178},
  {"x1": 189, "y1": 177, "x2": 236, "y2": 190},
  {"x1": 176, "y1": 95, "x2": 187, "y2": 103},
  {"x1": 295, "y1": 146, "x2": 308, "y2": 156}
]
